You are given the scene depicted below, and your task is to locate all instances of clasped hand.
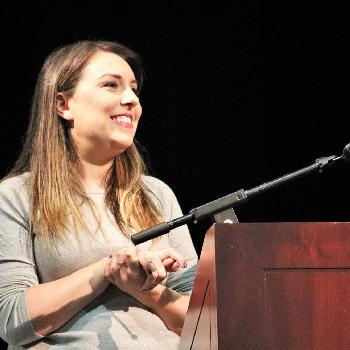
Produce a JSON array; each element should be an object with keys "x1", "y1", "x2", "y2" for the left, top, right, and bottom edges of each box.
[{"x1": 103, "y1": 247, "x2": 186, "y2": 294}]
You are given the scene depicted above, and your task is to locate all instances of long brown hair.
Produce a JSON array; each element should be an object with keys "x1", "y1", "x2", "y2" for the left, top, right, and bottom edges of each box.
[{"x1": 6, "y1": 40, "x2": 163, "y2": 243}]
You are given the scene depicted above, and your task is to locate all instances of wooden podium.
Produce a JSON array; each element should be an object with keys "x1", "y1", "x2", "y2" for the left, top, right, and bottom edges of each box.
[{"x1": 179, "y1": 222, "x2": 350, "y2": 350}]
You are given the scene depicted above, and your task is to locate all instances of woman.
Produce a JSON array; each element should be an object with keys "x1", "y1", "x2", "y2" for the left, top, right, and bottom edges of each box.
[{"x1": 0, "y1": 40, "x2": 198, "y2": 349}]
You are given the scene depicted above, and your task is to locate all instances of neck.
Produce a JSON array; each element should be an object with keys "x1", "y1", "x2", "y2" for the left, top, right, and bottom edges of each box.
[{"x1": 75, "y1": 157, "x2": 115, "y2": 193}]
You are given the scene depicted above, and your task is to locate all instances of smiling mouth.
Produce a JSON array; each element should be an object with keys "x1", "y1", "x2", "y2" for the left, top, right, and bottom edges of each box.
[{"x1": 111, "y1": 115, "x2": 133, "y2": 128}]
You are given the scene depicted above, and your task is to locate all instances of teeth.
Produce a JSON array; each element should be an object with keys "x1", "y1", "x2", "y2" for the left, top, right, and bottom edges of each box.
[{"x1": 112, "y1": 115, "x2": 131, "y2": 124}]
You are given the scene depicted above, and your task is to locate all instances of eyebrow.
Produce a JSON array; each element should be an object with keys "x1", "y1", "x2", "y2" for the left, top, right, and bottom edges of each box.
[{"x1": 97, "y1": 73, "x2": 137, "y2": 84}]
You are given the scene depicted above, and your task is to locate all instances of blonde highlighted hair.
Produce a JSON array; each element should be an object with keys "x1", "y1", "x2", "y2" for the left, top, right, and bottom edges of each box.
[{"x1": 6, "y1": 40, "x2": 163, "y2": 243}]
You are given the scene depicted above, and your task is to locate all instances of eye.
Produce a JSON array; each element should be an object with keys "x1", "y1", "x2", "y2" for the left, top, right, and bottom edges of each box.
[
  {"x1": 132, "y1": 87, "x2": 140, "y2": 96},
  {"x1": 103, "y1": 81, "x2": 119, "y2": 88}
]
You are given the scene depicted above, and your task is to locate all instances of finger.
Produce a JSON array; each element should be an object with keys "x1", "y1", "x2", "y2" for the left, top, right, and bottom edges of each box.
[
  {"x1": 137, "y1": 250, "x2": 166, "y2": 290},
  {"x1": 137, "y1": 250, "x2": 159, "y2": 290},
  {"x1": 171, "y1": 260, "x2": 181, "y2": 271},
  {"x1": 117, "y1": 248, "x2": 136, "y2": 267},
  {"x1": 162, "y1": 258, "x2": 179, "y2": 272},
  {"x1": 103, "y1": 256, "x2": 115, "y2": 284},
  {"x1": 148, "y1": 253, "x2": 167, "y2": 281},
  {"x1": 159, "y1": 249, "x2": 187, "y2": 269},
  {"x1": 116, "y1": 248, "x2": 141, "y2": 275},
  {"x1": 109, "y1": 255, "x2": 122, "y2": 282},
  {"x1": 136, "y1": 249, "x2": 156, "y2": 275}
]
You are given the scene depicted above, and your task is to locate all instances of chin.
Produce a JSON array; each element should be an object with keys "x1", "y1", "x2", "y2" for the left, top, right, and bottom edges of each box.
[{"x1": 111, "y1": 140, "x2": 135, "y2": 155}]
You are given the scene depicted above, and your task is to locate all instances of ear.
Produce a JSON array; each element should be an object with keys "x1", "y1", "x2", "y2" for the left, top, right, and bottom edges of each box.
[{"x1": 56, "y1": 93, "x2": 73, "y2": 121}]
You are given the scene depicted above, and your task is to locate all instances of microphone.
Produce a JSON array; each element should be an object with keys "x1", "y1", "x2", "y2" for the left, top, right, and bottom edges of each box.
[
  {"x1": 342, "y1": 143, "x2": 350, "y2": 161},
  {"x1": 131, "y1": 142, "x2": 350, "y2": 245}
]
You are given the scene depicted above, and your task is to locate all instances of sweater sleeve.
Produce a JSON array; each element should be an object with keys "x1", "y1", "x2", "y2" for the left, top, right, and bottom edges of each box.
[{"x1": 0, "y1": 177, "x2": 43, "y2": 345}]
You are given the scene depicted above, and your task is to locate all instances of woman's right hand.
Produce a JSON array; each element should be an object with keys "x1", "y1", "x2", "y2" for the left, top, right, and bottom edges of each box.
[{"x1": 104, "y1": 247, "x2": 187, "y2": 295}]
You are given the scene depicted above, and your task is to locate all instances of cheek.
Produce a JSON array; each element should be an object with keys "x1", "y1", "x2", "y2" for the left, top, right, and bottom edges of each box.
[
  {"x1": 135, "y1": 105, "x2": 142, "y2": 121},
  {"x1": 101, "y1": 99, "x2": 118, "y2": 114},
  {"x1": 71, "y1": 88, "x2": 114, "y2": 114}
]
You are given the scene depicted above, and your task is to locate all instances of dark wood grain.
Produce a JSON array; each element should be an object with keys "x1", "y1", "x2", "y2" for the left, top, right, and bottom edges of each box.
[
  {"x1": 179, "y1": 226, "x2": 217, "y2": 350},
  {"x1": 180, "y1": 222, "x2": 350, "y2": 349}
]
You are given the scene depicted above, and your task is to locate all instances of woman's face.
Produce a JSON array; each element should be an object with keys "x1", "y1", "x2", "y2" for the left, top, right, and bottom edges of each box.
[{"x1": 62, "y1": 51, "x2": 142, "y2": 162}]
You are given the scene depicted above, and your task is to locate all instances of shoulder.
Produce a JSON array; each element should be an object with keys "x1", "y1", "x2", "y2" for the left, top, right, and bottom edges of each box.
[
  {"x1": 0, "y1": 172, "x2": 29, "y2": 194},
  {"x1": 142, "y1": 175, "x2": 177, "y2": 202},
  {"x1": 142, "y1": 175, "x2": 173, "y2": 192},
  {"x1": 142, "y1": 175, "x2": 184, "y2": 221},
  {"x1": 0, "y1": 172, "x2": 30, "y2": 208}
]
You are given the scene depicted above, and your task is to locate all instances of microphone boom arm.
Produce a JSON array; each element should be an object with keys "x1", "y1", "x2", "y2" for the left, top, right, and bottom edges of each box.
[{"x1": 131, "y1": 153, "x2": 343, "y2": 245}]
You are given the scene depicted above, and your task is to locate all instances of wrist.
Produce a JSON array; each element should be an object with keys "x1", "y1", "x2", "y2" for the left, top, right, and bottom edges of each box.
[
  {"x1": 89, "y1": 257, "x2": 110, "y2": 291},
  {"x1": 133, "y1": 284, "x2": 166, "y2": 311}
]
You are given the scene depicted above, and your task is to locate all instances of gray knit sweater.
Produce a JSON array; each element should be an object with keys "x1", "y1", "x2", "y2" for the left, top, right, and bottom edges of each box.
[{"x1": 0, "y1": 173, "x2": 198, "y2": 349}]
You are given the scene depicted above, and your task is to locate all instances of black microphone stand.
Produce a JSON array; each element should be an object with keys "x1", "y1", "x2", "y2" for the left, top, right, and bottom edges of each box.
[{"x1": 131, "y1": 149, "x2": 348, "y2": 245}]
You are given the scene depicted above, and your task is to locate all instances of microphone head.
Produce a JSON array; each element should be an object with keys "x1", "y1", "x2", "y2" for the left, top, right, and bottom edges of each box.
[{"x1": 342, "y1": 143, "x2": 350, "y2": 161}]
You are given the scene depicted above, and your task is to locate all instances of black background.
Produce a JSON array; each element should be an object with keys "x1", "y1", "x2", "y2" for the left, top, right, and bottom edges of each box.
[{"x1": 1, "y1": 1, "x2": 349, "y2": 348}]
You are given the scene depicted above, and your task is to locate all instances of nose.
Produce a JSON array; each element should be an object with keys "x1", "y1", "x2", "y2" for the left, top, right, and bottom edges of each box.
[{"x1": 121, "y1": 87, "x2": 139, "y2": 107}]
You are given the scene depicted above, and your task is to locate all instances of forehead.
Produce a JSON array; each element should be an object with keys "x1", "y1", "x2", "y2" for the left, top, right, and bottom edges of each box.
[{"x1": 81, "y1": 51, "x2": 136, "y2": 81}]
